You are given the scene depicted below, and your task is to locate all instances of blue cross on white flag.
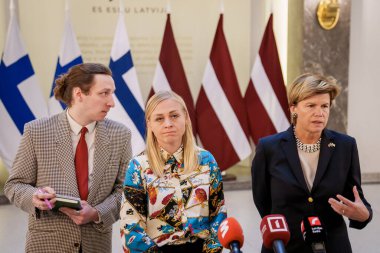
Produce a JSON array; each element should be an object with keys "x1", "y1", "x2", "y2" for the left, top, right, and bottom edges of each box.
[
  {"x1": 108, "y1": 3, "x2": 146, "y2": 155},
  {"x1": 48, "y1": 2, "x2": 83, "y2": 115},
  {"x1": 0, "y1": 0, "x2": 48, "y2": 170}
]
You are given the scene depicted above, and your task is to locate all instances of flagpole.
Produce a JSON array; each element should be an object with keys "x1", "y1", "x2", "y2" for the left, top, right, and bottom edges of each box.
[
  {"x1": 64, "y1": 0, "x2": 70, "y2": 22},
  {"x1": 166, "y1": 0, "x2": 171, "y2": 14},
  {"x1": 270, "y1": 0, "x2": 274, "y2": 14},
  {"x1": 9, "y1": 0, "x2": 16, "y2": 23},
  {"x1": 119, "y1": 0, "x2": 124, "y2": 14},
  {"x1": 65, "y1": 0, "x2": 70, "y2": 11}
]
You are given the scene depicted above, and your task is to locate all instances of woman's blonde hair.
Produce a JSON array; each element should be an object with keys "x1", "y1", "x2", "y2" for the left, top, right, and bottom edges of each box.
[
  {"x1": 288, "y1": 73, "x2": 341, "y2": 125},
  {"x1": 145, "y1": 90, "x2": 199, "y2": 177}
]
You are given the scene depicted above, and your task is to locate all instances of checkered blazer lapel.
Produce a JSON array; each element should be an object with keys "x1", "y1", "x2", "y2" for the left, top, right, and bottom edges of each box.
[
  {"x1": 87, "y1": 120, "x2": 111, "y2": 203},
  {"x1": 56, "y1": 112, "x2": 80, "y2": 198}
]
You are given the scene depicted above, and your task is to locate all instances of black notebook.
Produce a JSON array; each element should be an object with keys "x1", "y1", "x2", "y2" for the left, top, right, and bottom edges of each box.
[{"x1": 52, "y1": 194, "x2": 82, "y2": 211}]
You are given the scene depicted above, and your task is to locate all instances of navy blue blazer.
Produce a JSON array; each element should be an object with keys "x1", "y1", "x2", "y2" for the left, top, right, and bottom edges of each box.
[{"x1": 251, "y1": 126, "x2": 372, "y2": 253}]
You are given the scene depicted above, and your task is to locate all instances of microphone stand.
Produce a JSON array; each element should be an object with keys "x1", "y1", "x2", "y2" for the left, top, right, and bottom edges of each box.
[
  {"x1": 272, "y1": 240, "x2": 287, "y2": 253},
  {"x1": 229, "y1": 241, "x2": 242, "y2": 253}
]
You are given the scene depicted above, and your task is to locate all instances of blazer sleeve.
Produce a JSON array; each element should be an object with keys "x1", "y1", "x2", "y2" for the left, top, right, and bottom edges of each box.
[
  {"x1": 251, "y1": 139, "x2": 271, "y2": 218},
  {"x1": 4, "y1": 123, "x2": 39, "y2": 216},
  {"x1": 93, "y1": 127, "x2": 132, "y2": 231},
  {"x1": 346, "y1": 139, "x2": 373, "y2": 229}
]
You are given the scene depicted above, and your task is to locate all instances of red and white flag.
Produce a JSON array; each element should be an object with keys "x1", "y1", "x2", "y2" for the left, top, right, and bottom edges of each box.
[
  {"x1": 151, "y1": 14, "x2": 196, "y2": 133},
  {"x1": 244, "y1": 14, "x2": 290, "y2": 144},
  {"x1": 196, "y1": 14, "x2": 251, "y2": 171}
]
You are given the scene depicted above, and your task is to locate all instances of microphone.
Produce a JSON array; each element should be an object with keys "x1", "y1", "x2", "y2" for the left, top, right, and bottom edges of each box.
[
  {"x1": 260, "y1": 214, "x2": 290, "y2": 253},
  {"x1": 217, "y1": 217, "x2": 244, "y2": 253},
  {"x1": 301, "y1": 216, "x2": 327, "y2": 253}
]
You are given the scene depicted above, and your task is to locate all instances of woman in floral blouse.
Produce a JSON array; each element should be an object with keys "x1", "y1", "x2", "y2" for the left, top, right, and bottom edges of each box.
[{"x1": 120, "y1": 90, "x2": 227, "y2": 253}]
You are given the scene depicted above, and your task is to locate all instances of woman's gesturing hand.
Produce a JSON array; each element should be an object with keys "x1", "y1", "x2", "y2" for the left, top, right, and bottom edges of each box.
[{"x1": 328, "y1": 186, "x2": 370, "y2": 222}]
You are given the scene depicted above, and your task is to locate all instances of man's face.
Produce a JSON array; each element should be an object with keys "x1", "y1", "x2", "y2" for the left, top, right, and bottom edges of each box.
[{"x1": 76, "y1": 74, "x2": 116, "y2": 124}]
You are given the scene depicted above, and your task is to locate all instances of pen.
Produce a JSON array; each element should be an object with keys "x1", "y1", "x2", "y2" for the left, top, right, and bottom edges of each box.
[{"x1": 38, "y1": 188, "x2": 52, "y2": 210}]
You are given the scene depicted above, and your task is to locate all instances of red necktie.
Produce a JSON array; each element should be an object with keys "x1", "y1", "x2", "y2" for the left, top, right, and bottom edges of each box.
[{"x1": 75, "y1": 127, "x2": 88, "y2": 200}]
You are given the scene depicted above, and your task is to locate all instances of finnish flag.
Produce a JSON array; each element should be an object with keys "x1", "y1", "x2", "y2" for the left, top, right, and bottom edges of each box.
[
  {"x1": 107, "y1": 4, "x2": 146, "y2": 155},
  {"x1": 0, "y1": 0, "x2": 48, "y2": 170},
  {"x1": 48, "y1": 3, "x2": 83, "y2": 115}
]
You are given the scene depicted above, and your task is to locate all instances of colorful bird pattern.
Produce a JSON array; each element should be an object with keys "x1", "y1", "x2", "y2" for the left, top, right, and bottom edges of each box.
[{"x1": 120, "y1": 146, "x2": 227, "y2": 252}]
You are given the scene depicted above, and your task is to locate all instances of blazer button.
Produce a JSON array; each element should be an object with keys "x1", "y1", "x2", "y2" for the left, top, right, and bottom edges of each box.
[
  {"x1": 74, "y1": 243, "x2": 80, "y2": 248},
  {"x1": 308, "y1": 197, "x2": 314, "y2": 203}
]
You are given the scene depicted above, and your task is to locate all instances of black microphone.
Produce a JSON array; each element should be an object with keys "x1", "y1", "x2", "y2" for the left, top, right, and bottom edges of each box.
[
  {"x1": 260, "y1": 214, "x2": 290, "y2": 253},
  {"x1": 301, "y1": 216, "x2": 327, "y2": 253}
]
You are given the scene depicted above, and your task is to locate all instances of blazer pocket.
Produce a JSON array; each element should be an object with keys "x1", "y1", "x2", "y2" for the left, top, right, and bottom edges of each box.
[{"x1": 29, "y1": 227, "x2": 58, "y2": 233}]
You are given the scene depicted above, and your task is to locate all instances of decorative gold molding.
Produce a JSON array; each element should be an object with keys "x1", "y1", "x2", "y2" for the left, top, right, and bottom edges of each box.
[{"x1": 317, "y1": 0, "x2": 340, "y2": 30}]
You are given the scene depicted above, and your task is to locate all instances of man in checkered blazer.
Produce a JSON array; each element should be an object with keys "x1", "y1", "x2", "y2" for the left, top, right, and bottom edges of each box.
[{"x1": 4, "y1": 63, "x2": 132, "y2": 252}]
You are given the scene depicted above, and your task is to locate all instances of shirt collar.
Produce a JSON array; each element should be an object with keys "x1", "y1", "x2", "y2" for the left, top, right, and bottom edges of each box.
[
  {"x1": 160, "y1": 145, "x2": 184, "y2": 164},
  {"x1": 66, "y1": 109, "x2": 96, "y2": 135}
]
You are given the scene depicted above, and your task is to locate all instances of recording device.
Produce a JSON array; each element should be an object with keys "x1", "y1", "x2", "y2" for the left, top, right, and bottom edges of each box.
[
  {"x1": 217, "y1": 217, "x2": 244, "y2": 253},
  {"x1": 260, "y1": 214, "x2": 290, "y2": 253},
  {"x1": 301, "y1": 216, "x2": 327, "y2": 253}
]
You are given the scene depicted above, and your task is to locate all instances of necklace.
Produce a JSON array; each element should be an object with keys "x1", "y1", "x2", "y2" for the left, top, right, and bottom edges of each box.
[{"x1": 293, "y1": 128, "x2": 321, "y2": 153}]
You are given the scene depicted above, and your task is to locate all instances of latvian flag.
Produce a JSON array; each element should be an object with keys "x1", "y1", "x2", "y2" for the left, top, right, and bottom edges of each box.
[
  {"x1": 151, "y1": 13, "x2": 196, "y2": 134},
  {"x1": 196, "y1": 14, "x2": 251, "y2": 171},
  {"x1": 244, "y1": 14, "x2": 290, "y2": 145}
]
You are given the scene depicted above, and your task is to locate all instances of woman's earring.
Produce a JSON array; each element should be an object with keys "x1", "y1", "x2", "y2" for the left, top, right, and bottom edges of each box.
[{"x1": 292, "y1": 113, "x2": 297, "y2": 119}]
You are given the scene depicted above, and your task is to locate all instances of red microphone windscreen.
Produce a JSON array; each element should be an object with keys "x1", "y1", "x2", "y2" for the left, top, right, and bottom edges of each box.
[
  {"x1": 217, "y1": 217, "x2": 244, "y2": 249},
  {"x1": 260, "y1": 214, "x2": 290, "y2": 249}
]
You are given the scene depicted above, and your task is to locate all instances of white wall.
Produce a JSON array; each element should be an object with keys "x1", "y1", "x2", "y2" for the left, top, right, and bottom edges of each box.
[{"x1": 348, "y1": 0, "x2": 380, "y2": 173}]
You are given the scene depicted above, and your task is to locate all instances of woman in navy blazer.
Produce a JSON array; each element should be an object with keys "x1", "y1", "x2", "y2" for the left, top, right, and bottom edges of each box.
[{"x1": 252, "y1": 73, "x2": 372, "y2": 253}]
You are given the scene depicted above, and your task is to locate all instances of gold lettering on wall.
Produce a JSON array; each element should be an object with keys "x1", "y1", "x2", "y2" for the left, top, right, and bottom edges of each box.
[{"x1": 90, "y1": 6, "x2": 165, "y2": 14}]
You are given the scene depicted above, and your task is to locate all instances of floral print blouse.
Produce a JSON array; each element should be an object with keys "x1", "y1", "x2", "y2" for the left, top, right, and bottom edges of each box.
[{"x1": 120, "y1": 146, "x2": 227, "y2": 253}]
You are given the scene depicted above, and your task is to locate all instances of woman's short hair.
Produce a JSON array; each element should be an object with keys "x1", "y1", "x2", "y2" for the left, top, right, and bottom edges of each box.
[
  {"x1": 288, "y1": 73, "x2": 341, "y2": 106},
  {"x1": 287, "y1": 73, "x2": 341, "y2": 124},
  {"x1": 145, "y1": 90, "x2": 199, "y2": 177},
  {"x1": 54, "y1": 63, "x2": 112, "y2": 107}
]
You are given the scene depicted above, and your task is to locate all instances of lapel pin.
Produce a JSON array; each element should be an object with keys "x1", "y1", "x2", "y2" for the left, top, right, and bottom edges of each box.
[{"x1": 328, "y1": 142, "x2": 335, "y2": 148}]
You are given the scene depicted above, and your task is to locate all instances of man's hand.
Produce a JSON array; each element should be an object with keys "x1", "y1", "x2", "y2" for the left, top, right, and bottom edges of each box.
[
  {"x1": 32, "y1": 186, "x2": 56, "y2": 211},
  {"x1": 60, "y1": 201, "x2": 100, "y2": 225}
]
